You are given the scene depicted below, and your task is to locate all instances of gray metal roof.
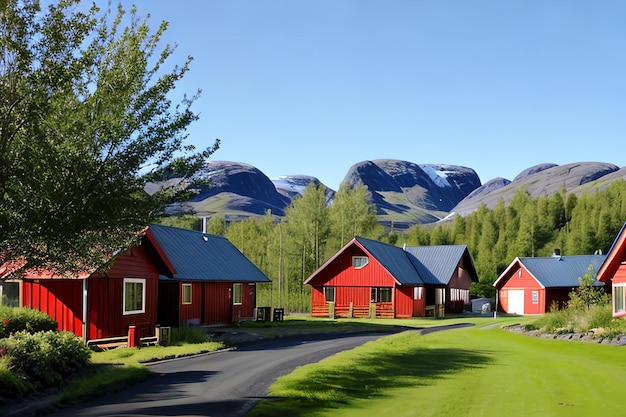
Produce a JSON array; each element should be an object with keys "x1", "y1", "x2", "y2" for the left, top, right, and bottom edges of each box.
[
  {"x1": 354, "y1": 237, "x2": 424, "y2": 285},
  {"x1": 404, "y1": 245, "x2": 474, "y2": 285},
  {"x1": 518, "y1": 255, "x2": 606, "y2": 288},
  {"x1": 148, "y1": 224, "x2": 271, "y2": 283}
]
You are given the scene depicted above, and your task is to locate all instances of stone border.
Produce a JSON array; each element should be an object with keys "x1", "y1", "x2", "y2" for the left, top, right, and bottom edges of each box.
[{"x1": 505, "y1": 324, "x2": 626, "y2": 346}]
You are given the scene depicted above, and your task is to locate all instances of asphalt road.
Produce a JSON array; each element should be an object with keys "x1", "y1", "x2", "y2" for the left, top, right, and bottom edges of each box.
[{"x1": 45, "y1": 331, "x2": 394, "y2": 417}]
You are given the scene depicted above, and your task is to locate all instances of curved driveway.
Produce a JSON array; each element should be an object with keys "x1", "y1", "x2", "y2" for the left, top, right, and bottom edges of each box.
[{"x1": 47, "y1": 331, "x2": 396, "y2": 417}]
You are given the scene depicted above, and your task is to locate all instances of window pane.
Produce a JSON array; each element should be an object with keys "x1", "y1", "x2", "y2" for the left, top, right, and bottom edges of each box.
[
  {"x1": 124, "y1": 279, "x2": 145, "y2": 314},
  {"x1": 324, "y1": 287, "x2": 335, "y2": 303},
  {"x1": 380, "y1": 288, "x2": 392, "y2": 302},
  {"x1": 233, "y1": 283, "x2": 242, "y2": 305},
  {"x1": 615, "y1": 287, "x2": 625, "y2": 312},
  {"x1": 182, "y1": 284, "x2": 192, "y2": 304},
  {"x1": 371, "y1": 287, "x2": 392, "y2": 303},
  {"x1": 353, "y1": 257, "x2": 368, "y2": 268}
]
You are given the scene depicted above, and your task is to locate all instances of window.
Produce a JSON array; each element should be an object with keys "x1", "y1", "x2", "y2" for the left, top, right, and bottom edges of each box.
[
  {"x1": 182, "y1": 284, "x2": 192, "y2": 305},
  {"x1": 0, "y1": 281, "x2": 19, "y2": 307},
  {"x1": 371, "y1": 287, "x2": 392, "y2": 303},
  {"x1": 352, "y1": 256, "x2": 368, "y2": 269},
  {"x1": 614, "y1": 285, "x2": 626, "y2": 315},
  {"x1": 532, "y1": 290, "x2": 539, "y2": 304},
  {"x1": 413, "y1": 287, "x2": 423, "y2": 300},
  {"x1": 233, "y1": 283, "x2": 242, "y2": 305},
  {"x1": 324, "y1": 287, "x2": 336, "y2": 303},
  {"x1": 123, "y1": 278, "x2": 145, "y2": 315}
]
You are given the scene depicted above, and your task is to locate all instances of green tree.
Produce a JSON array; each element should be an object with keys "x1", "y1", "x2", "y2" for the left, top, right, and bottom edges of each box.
[
  {"x1": 567, "y1": 264, "x2": 609, "y2": 310},
  {"x1": 327, "y1": 182, "x2": 380, "y2": 253},
  {"x1": 0, "y1": 0, "x2": 218, "y2": 273}
]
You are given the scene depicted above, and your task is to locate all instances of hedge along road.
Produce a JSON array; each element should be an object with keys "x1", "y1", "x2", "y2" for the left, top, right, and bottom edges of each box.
[{"x1": 45, "y1": 331, "x2": 402, "y2": 417}]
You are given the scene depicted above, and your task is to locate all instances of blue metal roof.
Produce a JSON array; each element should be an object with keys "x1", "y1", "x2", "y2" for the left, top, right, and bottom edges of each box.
[
  {"x1": 404, "y1": 245, "x2": 474, "y2": 285},
  {"x1": 148, "y1": 224, "x2": 270, "y2": 283},
  {"x1": 354, "y1": 237, "x2": 425, "y2": 285},
  {"x1": 518, "y1": 255, "x2": 606, "y2": 288}
]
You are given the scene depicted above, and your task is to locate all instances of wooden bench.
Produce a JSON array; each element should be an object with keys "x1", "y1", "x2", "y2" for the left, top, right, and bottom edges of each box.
[{"x1": 87, "y1": 336, "x2": 129, "y2": 351}]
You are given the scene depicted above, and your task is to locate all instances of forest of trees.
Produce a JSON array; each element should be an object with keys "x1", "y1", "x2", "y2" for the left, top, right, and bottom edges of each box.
[{"x1": 160, "y1": 179, "x2": 626, "y2": 313}]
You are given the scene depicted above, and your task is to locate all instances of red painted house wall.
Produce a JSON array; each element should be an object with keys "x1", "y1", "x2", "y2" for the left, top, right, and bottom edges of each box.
[
  {"x1": 498, "y1": 265, "x2": 545, "y2": 315},
  {"x1": 178, "y1": 282, "x2": 204, "y2": 325},
  {"x1": 87, "y1": 245, "x2": 160, "y2": 340},
  {"x1": 203, "y1": 282, "x2": 232, "y2": 324},
  {"x1": 20, "y1": 244, "x2": 161, "y2": 342},
  {"x1": 613, "y1": 263, "x2": 626, "y2": 285},
  {"x1": 447, "y1": 264, "x2": 472, "y2": 313},
  {"x1": 308, "y1": 245, "x2": 400, "y2": 315},
  {"x1": 395, "y1": 286, "x2": 425, "y2": 318},
  {"x1": 22, "y1": 279, "x2": 84, "y2": 336}
]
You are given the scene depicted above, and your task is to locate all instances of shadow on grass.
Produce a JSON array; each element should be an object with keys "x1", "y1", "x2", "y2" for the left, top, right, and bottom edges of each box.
[{"x1": 252, "y1": 343, "x2": 494, "y2": 417}]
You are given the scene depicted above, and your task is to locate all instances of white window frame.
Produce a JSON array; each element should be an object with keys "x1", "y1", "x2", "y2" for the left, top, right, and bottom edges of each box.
[
  {"x1": 531, "y1": 290, "x2": 539, "y2": 305},
  {"x1": 182, "y1": 283, "x2": 192, "y2": 305},
  {"x1": 123, "y1": 278, "x2": 146, "y2": 315},
  {"x1": 233, "y1": 283, "x2": 243, "y2": 305},
  {"x1": 613, "y1": 284, "x2": 626, "y2": 317},
  {"x1": 352, "y1": 256, "x2": 369, "y2": 269}
]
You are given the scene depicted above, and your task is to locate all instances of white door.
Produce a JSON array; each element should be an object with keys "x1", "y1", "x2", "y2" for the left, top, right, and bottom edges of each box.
[{"x1": 507, "y1": 290, "x2": 525, "y2": 315}]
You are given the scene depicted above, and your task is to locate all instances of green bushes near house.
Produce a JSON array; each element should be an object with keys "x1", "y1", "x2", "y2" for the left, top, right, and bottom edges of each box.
[
  {"x1": 0, "y1": 305, "x2": 58, "y2": 337},
  {"x1": 529, "y1": 266, "x2": 626, "y2": 338},
  {"x1": 0, "y1": 306, "x2": 91, "y2": 398}
]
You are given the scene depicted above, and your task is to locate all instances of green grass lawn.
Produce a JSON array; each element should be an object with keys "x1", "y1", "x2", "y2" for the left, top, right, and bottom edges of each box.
[{"x1": 250, "y1": 316, "x2": 626, "y2": 417}]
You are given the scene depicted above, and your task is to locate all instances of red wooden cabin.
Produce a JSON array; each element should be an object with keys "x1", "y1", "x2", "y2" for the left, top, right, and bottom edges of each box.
[
  {"x1": 305, "y1": 237, "x2": 478, "y2": 318},
  {"x1": 598, "y1": 223, "x2": 626, "y2": 318},
  {"x1": 147, "y1": 224, "x2": 269, "y2": 327},
  {"x1": 494, "y1": 253, "x2": 606, "y2": 315},
  {"x1": 1, "y1": 225, "x2": 270, "y2": 344}
]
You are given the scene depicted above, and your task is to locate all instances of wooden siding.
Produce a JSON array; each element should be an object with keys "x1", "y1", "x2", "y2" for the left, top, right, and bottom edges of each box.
[
  {"x1": 88, "y1": 245, "x2": 161, "y2": 340},
  {"x1": 22, "y1": 279, "x2": 84, "y2": 336},
  {"x1": 178, "y1": 282, "x2": 204, "y2": 326},
  {"x1": 612, "y1": 264, "x2": 626, "y2": 285},
  {"x1": 395, "y1": 286, "x2": 425, "y2": 318},
  {"x1": 446, "y1": 265, "x2": 472, "y2": 313},
  {"x1": 240, "y1": 282, "x2": 257, "y2": 321},
  {"x1": 203, "y1": 282, "x2": 232, "y2": 324},
  {"x1": 308, "y1": 246, "x2": 398, "y2": 288}
]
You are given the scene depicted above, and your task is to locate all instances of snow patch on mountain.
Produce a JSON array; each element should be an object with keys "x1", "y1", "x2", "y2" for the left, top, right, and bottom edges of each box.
[{"x1": 419, "y1": 164, "x2": 454, "y2": 188}]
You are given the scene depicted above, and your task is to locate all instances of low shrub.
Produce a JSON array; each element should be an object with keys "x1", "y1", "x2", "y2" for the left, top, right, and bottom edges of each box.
[
  {"x1": 166, "y1": 327, "x2": 209, "y2": 345},
  {"x1": 1, "y1": 331, "x2": 91, "y2": 388},
  {"x1": 0, "y1": 354, "x2": 33, "y2": 398},
  {"x1": 0, "y1": 305, "x2": 58, "y2": 337},
  {"x1": 530, "y1": 304, "x2": 626, "y2": 337}
]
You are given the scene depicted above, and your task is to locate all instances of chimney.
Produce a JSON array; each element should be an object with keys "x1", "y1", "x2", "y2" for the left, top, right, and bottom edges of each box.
[{"x1": 552, "y1": 248, "x2": 561, "y2": 257}]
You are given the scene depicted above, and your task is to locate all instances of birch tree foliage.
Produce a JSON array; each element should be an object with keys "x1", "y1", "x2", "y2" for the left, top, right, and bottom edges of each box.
[{"x1": 0, "y1": 0, "x2": 218, "y2": 273}]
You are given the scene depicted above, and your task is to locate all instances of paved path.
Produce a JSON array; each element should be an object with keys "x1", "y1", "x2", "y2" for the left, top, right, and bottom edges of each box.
[{"x1": 45, "y1": 332, "x2": 394, "y2": 417}]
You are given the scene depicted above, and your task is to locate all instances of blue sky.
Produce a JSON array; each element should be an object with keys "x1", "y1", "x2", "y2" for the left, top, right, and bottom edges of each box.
[{"x1": 114, "y1": 1, "x2": 625, "y2": 190}]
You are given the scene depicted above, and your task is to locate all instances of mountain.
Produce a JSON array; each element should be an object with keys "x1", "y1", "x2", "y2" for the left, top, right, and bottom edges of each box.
[
  {"x1": 450, "y1": 162, "x2": 622, "y2": 217},
  {"x1": 153, "y1": 159, "x2": 626, "y2": 230},
  {"x1": 342, "y1": 160, "x2": 481, "y2": 229}
]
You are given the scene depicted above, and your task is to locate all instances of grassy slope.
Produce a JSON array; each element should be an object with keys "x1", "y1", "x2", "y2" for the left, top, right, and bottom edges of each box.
[{"x1": 250, "y1": 317, "x2": 626, "y2": 417}]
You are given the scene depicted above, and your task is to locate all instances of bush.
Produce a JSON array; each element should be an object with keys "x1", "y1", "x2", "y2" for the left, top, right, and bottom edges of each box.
[
  {"x1": 0, "y1": 305, "x2": 58, "y2": 337},
  {"x1": 0, "y1": 354, "x2": 32, "y2": 398},
  {"x1": 1, "y1": 331, "x2": 91, "y2": 387},
  {"x1": 166, "y1": 327, "x2": 209, "y2": 345}
]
